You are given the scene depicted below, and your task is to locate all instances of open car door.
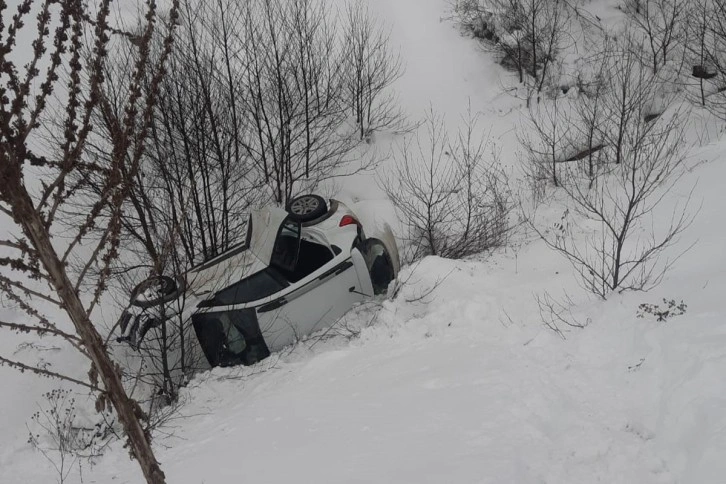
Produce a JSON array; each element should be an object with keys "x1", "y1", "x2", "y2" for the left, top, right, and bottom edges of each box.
[
  {"x1": 248, "y1": 206, "x2": 301, "y2": 273},
  {"x1": 256, "y1": 255, "x2": 365, "y2": 351}
]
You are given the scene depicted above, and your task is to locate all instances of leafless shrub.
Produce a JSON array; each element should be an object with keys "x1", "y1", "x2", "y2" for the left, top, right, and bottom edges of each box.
[
  {"x1": 681, "y1": 0, "x2": 726, "y2": 117},
  {"x1": 382, "y1": 108, "x2": 511, "y2": 262},
  {"x1": 238, "y1": 0, "x2": 351, "y2": 203},
  {"x1": 342, "y1": 1, "x2": 407, "y2": 140},
  {"x1": 598, "y1": 37, "x2": 656, "y2": 166},
  {"x1": 91, "y1": 1, "x2": 265, "y2": 269},
  {"x1": 683, "y1": 1, "x2": 716, "y2": 107},
  {"x1": 115, "y1": 296, "x2": 207, "y2": 408},
  {"x1": 450, "y1": 0, "x2": 488, "y2": 29},
  {"x1": 452, "y1": 0, "x2": 572, "y2": 101},
  {"x1": 27, "y1": 389, "x2": 82, "y2": 484},
  {"x1": 535, "y1": 291, "x2": 589, "y2": 339},
  {"x1": 329, "y1": 309, "x2": 380, "y2": 341},
  {"x1": 140, "y1": 390, "x2": 197, "y2": 444},
  {"x1": 139, "y1": 0, "x2": 403, "y2": 211},
  {"x1": 523, "y1": 33, "x2": 695, "y2": 299},
  {"x1": 531, "y1": 110, "x2": 693, "y2": 298},
  {"x1": 570, "y1": 57, "x2": 608, "y2": 187},
  {"x1": 519, "y1": 95, "x2": 574, "y2": 190},
  {"x1": 518, "y1": 83, "x2": 605, "y2": 203},
  {"x1": 522, "y1": 35, "x2": 671, "y2": 193},
  {"x1": 623, "y1": 0, "x2": 687, "y2": 75},
  {"x1": 27, "y1": 389, "x2": 116, "y2": 483}
]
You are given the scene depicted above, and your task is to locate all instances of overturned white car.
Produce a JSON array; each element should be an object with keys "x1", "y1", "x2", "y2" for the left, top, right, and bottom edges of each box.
[{"x1": 118, "y1": 195, "x2": 399, "y2": 367}]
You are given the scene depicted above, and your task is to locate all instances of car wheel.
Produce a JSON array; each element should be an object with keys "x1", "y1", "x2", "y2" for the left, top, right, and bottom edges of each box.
[
  {"x1": 359, "y1": 238, "x2": 395, "y2": 295},
  {"x1": 286, "y1": 194, "x2": 328, "y2": 222},
  {"x1": 130, "y1": 275, "x2": 184, "y2": 308}
]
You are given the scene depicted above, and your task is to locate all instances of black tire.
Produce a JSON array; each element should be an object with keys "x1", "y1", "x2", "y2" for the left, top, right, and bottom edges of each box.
[
  {"x1": 129, "y1": 275, "x2": 184, "y2": 308},
  {"x1": 286, "y1": 194, "x2": 328, "y2": 222}
]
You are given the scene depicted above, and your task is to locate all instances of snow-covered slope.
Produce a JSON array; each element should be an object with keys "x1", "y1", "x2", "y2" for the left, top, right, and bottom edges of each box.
[{"x1": 3, "y1": 0, "x2": 726, "y2": 483}]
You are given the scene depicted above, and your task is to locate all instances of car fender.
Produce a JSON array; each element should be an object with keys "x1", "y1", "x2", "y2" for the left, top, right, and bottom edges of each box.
[
  {"x1": 350, "y1": 248, "x2": 375, "y2": 297},
  {"x1": 364, "y1": 222, "x2": 400, "y2": 276}
]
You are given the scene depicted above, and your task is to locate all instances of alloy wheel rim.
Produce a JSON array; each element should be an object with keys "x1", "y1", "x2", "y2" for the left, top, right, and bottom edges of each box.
[{"x1": 290, "y1": 196, "x2": 319, "y2": 215}]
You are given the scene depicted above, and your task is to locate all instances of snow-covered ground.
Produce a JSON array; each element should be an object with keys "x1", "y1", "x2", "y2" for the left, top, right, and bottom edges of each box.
[{"x1": 3, "y1": 0, "x2": 726, "y2": 483}]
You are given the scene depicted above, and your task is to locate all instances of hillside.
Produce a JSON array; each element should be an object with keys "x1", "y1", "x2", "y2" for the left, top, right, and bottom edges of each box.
[{"x1": 2, "y1": 0, "x2": 726, "y2": 483}]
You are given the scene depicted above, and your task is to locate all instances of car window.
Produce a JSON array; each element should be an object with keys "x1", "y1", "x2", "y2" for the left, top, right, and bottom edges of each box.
[{"x1": 201, "y1": 269, "x2": 288, "y2": 307}]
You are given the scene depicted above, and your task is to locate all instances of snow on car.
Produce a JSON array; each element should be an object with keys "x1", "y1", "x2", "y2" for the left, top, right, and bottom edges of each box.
[{"x1": 117, "y1": 195, "x2": 400, "y2": 368}]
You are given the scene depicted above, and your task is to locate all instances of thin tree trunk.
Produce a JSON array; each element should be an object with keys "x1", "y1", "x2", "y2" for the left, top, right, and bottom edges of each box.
[{"x1": 10, "y1": 188, "x2": 166, "y2": 484}]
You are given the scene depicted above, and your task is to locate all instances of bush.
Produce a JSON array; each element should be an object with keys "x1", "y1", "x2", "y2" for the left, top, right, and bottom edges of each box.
[
  {"x1": 524, "y1": 37, "x2": 694, "y2": 298},
  {"x1": 381, "y1": 108, "x2": 511, "y2": 261}
]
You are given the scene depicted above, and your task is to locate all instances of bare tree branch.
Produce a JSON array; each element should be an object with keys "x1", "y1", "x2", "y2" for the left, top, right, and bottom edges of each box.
[{"x1": 0, "y1": 355, "x2": 99, "y2": 392}]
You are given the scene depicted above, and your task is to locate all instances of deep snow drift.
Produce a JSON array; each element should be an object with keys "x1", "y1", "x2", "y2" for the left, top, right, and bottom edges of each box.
[{"x1": 2, "y1": 0, "x2": 726, "y2": 483}]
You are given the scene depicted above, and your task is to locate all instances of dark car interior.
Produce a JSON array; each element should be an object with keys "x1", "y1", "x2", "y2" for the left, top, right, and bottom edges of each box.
[
  {"x1": 271, "y1": 218, "x2": 334, "y2": 283},
  {"x1": 275, "y1": 238, "x2": 334, "y2": 283},
  {"x1": 192, "y1": 309, "x2": 270, "y2": 367}
]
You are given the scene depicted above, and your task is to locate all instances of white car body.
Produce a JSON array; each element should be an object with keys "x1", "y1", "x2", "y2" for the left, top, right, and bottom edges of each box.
[{"x1": 121, "y1": 198, "x2": 399, "y2": 368}]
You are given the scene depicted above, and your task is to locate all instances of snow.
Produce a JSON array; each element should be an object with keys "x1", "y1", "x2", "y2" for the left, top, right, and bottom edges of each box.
[{"x1": 3, "y1": 0, "x2": 726, "y2": 483}]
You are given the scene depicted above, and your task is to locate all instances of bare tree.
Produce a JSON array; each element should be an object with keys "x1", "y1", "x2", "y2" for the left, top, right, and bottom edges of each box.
[
  {"x1": 238, "y1": 0, "x2": 364, "y2": 204},
  {"x1": 448, "y1": 108, "x2": 512, "y2": 258},
  {"x1": 625, "y1": 0, "x2": 686, "y2": 75},
  {"x1": 570, "y1": 54, "x2": 607, "y2": 188},
  {"x1": 526, "y1": 50, "x2": 693, "y2": 298},
  {"x1": 0, "y1": 1, "x2": 180, "y2": 483},
  {"x1": 454, "y1": 0, "x2": 571, "y2": 101},
  {"x1": 684, "y1": 0, "x2": 714, "y2": 107},
  {"x1": 381, "y1": 108, "x2": 511, "y2": 261},
  {"x1": 681, "y1": 0, "x2": 726, "y2": 117},
  {"x1": 549, "y1": 121, "x2": 692, "y2": 297},
  {"x1": 519, "y1": 94, "x2": 573, "y2": 189},
  {"x1": 601, "y1": 37, "x2": 657, "y2": 166},
  {"x1": 92, "y1": 0, "x2": 264, "y2": 268},
  {"x1": 342, "y1": 1, "x2": 406, "y2": 140}
]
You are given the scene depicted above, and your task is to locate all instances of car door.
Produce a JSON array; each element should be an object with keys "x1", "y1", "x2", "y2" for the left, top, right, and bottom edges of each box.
[{"x1": 255, "y1": 255, "x2": 367, "y2": 351}]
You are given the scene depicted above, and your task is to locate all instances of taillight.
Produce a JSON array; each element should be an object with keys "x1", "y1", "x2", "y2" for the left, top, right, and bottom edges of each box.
[{"x1": 339, "y1": 215, "x2": 359, "y2": 227}]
